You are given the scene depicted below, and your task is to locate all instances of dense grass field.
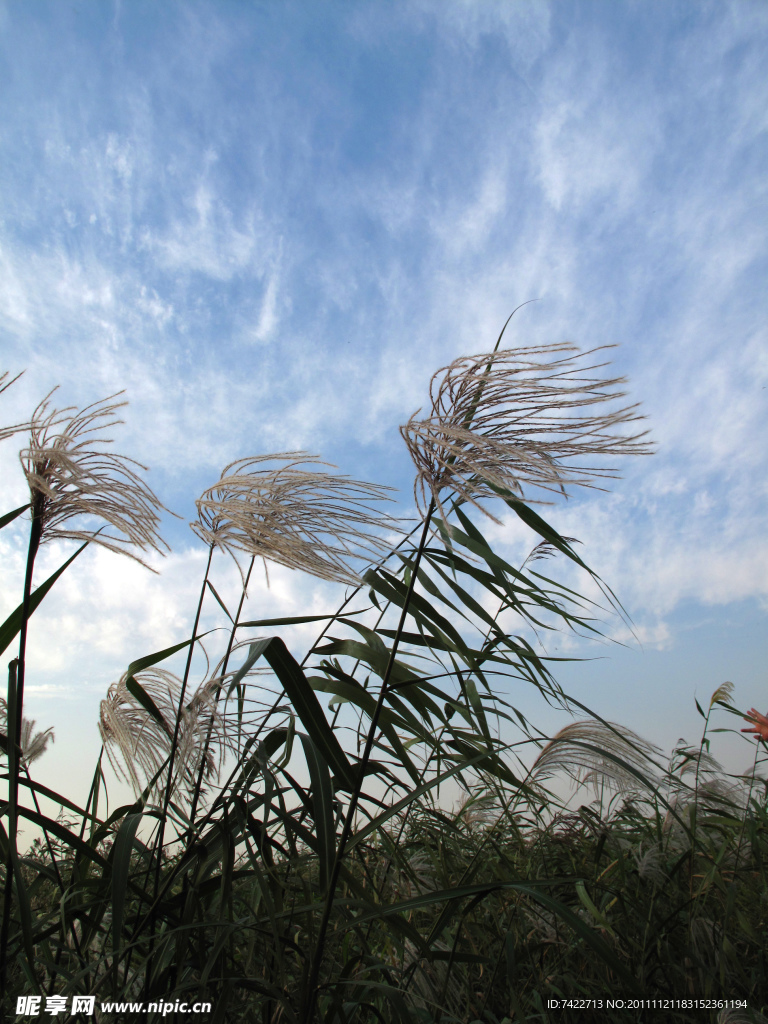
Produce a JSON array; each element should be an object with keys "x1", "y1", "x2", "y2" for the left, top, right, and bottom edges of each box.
[{"x1": 1, "y1": 344, "x2": 766, "y2": 1024}]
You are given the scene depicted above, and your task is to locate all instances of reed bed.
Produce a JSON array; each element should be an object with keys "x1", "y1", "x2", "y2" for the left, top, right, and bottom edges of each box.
[{"x1": 1, "y1": 330, "x2": 766, "y2": 1023}]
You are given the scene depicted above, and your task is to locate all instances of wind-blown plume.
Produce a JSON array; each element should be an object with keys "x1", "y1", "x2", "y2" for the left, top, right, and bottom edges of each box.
[
  {"x1": 193, "y1": 452, "x2": 401, "y2": 585},
  {"x1": 667, "y1": 741, "x2": 747, "y2": 811},
  {"x1": 98, "y1": 669, "x2": 230, "y2": 796},
  {"x1": 531, "y1": 719, "x2": 661, "y2": 795},
  {"x1": 401, "y1": 344, "x2": 653, "y2": 522},
  {"x1": 19, "y1": 391, "x2": 169, "y2": 566},
  {"x1": 0, "y1": 698, "x2": 54, "y2": 765}
]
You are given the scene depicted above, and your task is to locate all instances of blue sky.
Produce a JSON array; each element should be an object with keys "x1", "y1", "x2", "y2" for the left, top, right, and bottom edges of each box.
[{"x1": 1, "y1": 0, "x2": 767, "y2": 804}]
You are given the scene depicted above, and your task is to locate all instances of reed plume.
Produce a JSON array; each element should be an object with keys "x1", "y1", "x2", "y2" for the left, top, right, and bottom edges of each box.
[
  {"x1": 531, "y1": 719, "x2": 661, "y2": 795},
  {"x1": 0, "y1": 697, "x2": 54, "y2": 765},
  {"x1": 193, "y1": 452, "x2": 400, "y2": 585},
  {"x1": 19, "y1": 391, "x2": 169, "y2": 566},
  {"x1": 633, "y1": 841, "x2": 668, "y2": 885},
  {"x1": 99, "y1": 669, "x2": 230, "y2": 796},
  {"x1": 668, "y1": 741, "x2": 746, "y2": 811},
  {"x1": 401, "y1": 343, "x2": 653, "y2": 522}
]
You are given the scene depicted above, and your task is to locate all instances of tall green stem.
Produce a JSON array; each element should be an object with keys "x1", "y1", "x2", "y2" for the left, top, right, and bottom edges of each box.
[
  {"x1": 0, "y1": 660, "x2": 20, "y2": 993},
  {"x1": 690, "y1": 703, "x2": 713, "y2": 905},
  {"x1": 144, "y1": 544, "x2": 213, "y2": 1000},
  {"x1": 11, "y1": 513, "x2": 42, "y2": 807},
  {"x1": 189, "y1": 556, "x2": 255, "y2": 828},
  {"x1": 301, "y1": 504, "x2": 435, "y2": 1024},
  {"x1": 301, "y1": 314, "x2": 518, "y2": 1019},
  {"x1": 0, "y1": 512, "x2": 42, "y2": 983},
  {"x1": 155, "y1": 543, "x2": 214, "y2": 858}
]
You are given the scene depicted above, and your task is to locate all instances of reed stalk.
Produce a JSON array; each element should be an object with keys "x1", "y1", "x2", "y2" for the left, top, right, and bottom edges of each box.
[{"x1": 301, "y1": 504, "x2": 436, "y2": 1023}]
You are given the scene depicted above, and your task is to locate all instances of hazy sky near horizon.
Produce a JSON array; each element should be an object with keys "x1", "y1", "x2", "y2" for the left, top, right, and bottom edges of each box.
[{"x1": 1, "y1": 0, "x2": 767, "y2": 804}]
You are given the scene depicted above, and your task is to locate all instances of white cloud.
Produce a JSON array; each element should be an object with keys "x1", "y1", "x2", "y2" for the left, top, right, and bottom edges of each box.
[
  {"x1": 431, "y1": 165, "x2": 509, "y2": 258},
  {"x1": 0, "y1": 242, "x2": 33, "y2": 335},
  {"x1": 349, "y1": 0, "x2": 552, "y2": 72},
  {"x1": 142, "y1": 184, "x2": 261, "y2": 281},
  {"x1": 256, "y1": 274, "x2": 278, "y2": 341}
]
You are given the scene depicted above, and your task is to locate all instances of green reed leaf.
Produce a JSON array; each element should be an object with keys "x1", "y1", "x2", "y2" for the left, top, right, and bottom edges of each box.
[
  {"x1": 300, "y1": 733, "x2": 335, "y2": 892},
  {"x1": 247, "y1": 637, "x2": 356, "y2": 791},
  {"x1": 17, "y1": 775, "x2": 103, "y2": 828},
  {"x1": 124, "y1": 632, "x2": 212, "y2": 683},
  {"x1": 124, "y1": 686, "x2": 172, "y2": 751},
  {"x1": 0, "y1": 541, "x2": 88, "y2": 656},
  {"x1": 16, "y1": 806, "x2": 109, "y2": 868},
  {"x1": 311, "y1": 668, "x2": 422, "y2": 786},
  {"x1": 340, "y1": 879, "x2": 641, "y2": 993},
  {"x1": 206, "y1": 578, "x2": 234, "y2": 623},
  {"x1": 238, "y1": 610, "x2": 368, "y2": 628},
  {"x1": 111, "y1": 811, "x2": 144, "y2": 960},
  {"x1": 0, "y1": 503, "x2": 30, "y2": 531}
]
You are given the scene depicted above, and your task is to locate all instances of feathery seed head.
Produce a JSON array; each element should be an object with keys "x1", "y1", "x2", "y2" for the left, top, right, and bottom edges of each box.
[
  {"x1": 98, "y1": 669, "x2": 230, "y2": 796},
  {"x1": 0, "y1": 697, "x2": 54, "y2": 765},
  {"x1": 709, "y1": 680, "x2": 734, "y2": 708},
  {"x1": 531, "y1": 719, "x2": 661, "y2": 795},
  {"x1": 400, "y1": 343, "x2": 653, "y2": 522},
  {"x1": 19, "y1": 391, "x2": 170, "y2": 566},
  {"x1": 193, "y1": 452, "x2": 401, "y2": 585},
  {"x1": 668, "y1": 741, "x2": 746, "y2": 810},
  {"x1": 633, "y1": 841, "x2": 668, "y2": 885}
]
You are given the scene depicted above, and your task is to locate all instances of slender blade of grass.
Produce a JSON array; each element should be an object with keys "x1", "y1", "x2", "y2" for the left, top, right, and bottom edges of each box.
[{"x1": 0, "y1": 541, "x2": 88, "y2": 656}]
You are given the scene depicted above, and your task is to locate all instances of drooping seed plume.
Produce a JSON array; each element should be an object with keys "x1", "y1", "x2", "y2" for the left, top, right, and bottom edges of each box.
[
  {"x1": 98, "y1": 669, "x2": 230, "y2": 796},
  {"x1": 401, "y1": 344, "x2": 653, "y2": 522},
  {"x1": 0, "y1": 697, "x2": 54, "y2": 765},
  {"x1": 19, "y1": 391, "x2": 170, "y2": 566},
  {"x1": 531, "y1": 719, "x2": 661, "y2": 795},
  {"x1": 193, "y1": 452, "x2": 401, "y2": 585}
]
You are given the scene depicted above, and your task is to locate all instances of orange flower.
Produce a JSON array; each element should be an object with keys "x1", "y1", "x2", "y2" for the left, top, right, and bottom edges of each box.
[{"x1": 741, "y1": 708, "x2": 768, "y2": 742}]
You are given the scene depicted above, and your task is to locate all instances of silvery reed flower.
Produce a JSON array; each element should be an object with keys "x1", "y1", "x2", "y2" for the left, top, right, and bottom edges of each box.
[
  {"x1": 19, "y1": 391, "x2": 169, "y2": 566},
  {"x1": 531, "y1": 719, "x2": 661, "y2": 796},
  {"x1": 0, "y1": 697, "x2": 54, "y2": 765},
  {"x1": 193, "y1": 452, "x2": 401, "y2": 585},
  {"x1": 400, "y1": 343, "x2": 653, "y2": 523},
  {"x1": 99, "y1": 669, "x2": 230, "y2": 796}
]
